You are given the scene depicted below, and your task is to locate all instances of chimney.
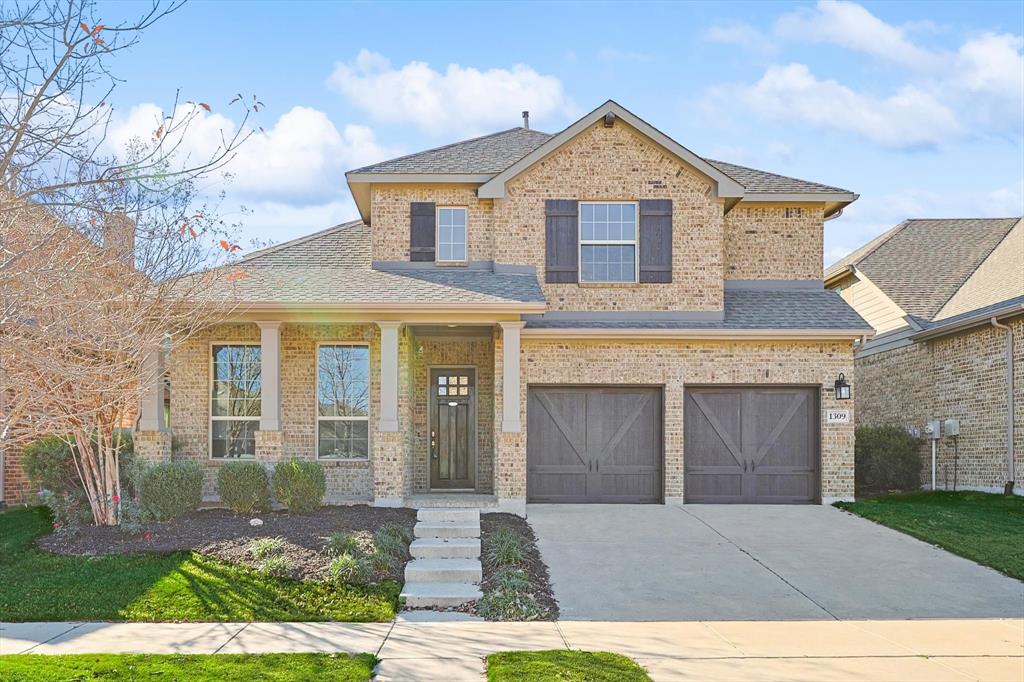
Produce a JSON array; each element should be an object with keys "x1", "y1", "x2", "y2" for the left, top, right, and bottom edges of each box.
[
  {"x1": 522, "y1": 110, "x2": 529, "y2": 129},
  {"x1": 103, "y1": 210, "x2": 136, "y2": 270}
]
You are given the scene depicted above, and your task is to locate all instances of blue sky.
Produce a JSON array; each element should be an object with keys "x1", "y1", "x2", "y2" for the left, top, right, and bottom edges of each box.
[{"x1": 101, "y1": 0, "x2": 1024, "y2": 264}]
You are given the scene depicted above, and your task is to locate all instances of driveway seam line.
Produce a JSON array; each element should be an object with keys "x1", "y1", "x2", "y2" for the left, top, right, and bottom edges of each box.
[
  {"x1": 213, "y1": 622, "x2": 249, "y2": 654},
  {"x1": 376, "y1": 619, "x2": 397, "y2": 657},
  {"x1": 677, "y1": 507, "x2": 840, "y2": 621},
  {"x1": 554, "y1": 621, "x2": 571, "y2": 650}
]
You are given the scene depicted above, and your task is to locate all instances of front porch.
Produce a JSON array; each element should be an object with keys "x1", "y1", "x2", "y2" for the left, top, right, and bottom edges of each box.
[{"x1": 134, "y1": 318, "x2": 526, "y2": 513}]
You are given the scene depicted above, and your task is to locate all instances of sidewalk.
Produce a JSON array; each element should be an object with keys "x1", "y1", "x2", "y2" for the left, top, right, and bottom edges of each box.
[{"x1": 3, "y1": 618, "x2": 1022, "y2": 681}]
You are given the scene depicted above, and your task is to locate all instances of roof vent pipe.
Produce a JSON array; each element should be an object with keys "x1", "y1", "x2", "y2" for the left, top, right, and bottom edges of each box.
[
  {"x1": 990, "y1": 317, "x2": 1016, "y2": 494},
  {"x1": 522, "y1": 111, "x2": 529, "y2": 129}
]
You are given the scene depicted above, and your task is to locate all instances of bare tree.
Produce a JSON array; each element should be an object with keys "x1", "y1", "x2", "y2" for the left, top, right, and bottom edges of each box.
[{"x1": 0, "y1": 0, "x2": 257, "y2": 524}]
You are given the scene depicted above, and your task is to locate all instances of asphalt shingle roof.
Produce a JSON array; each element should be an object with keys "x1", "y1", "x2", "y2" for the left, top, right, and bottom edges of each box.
[
  {"x1": 827, "y1": 218, "x2": 1020, "y2": 320},
  {"x1": 208, "y1": 222, "x2": 545, "y2": 306},
  {"x1": 524, "y1": 290, "x2": 871, "y2": 331},
  {"x1": 349, "y1": 128, "x2": 853, "y2": 195}
]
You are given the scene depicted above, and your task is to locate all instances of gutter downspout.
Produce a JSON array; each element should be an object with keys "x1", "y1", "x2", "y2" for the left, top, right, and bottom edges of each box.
[{"x1": 991, "y1": 318, "x2": 1015, "y2": 494}]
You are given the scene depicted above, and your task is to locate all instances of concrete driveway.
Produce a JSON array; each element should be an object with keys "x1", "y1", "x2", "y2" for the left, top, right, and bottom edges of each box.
[{"x1": 527, "y1": 504, "x2": 1024, "y2": 621}]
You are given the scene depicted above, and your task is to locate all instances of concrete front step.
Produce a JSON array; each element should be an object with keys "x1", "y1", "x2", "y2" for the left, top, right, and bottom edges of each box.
[
  {"x1": 413, "y1": 521, "x2": 480, "y2": 539},
  {"x1": 410, "y1": 537, "x2": 481, "y2": 560},
  {"x1": 416, "y1": 508, "x2": 480, "y2": 524},
  {"x1": 405, "y1": 558, "x2": 482, "y2": 584},
  {"x1": 400, "y1": 581, "x2": 483, "y2": 609}
]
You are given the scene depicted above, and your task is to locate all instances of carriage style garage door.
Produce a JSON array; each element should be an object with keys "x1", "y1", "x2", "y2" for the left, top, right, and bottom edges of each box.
[
  {"x1": 684, "y1": 386, "x2": 820, "y2": 504},
  {"x1": 527, "y1": 386, "x2": 663, "y2": 503}
]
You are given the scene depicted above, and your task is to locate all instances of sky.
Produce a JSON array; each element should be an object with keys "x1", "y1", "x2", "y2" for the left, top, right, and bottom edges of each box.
[{"x1": 98, "y1": 0, "x2": 1024, "y2": 265}]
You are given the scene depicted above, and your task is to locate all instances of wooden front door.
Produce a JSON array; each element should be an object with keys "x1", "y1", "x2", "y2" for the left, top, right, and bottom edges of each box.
[
  {"x1": 684, "y1": 387, "x2": 819, "y2": 504},
  {"x1": 430, "y1": 368, "x2": 476, "y2": 489},
  {"x1": 527, "y1": 386, "x2": 663, "y2": 503}
]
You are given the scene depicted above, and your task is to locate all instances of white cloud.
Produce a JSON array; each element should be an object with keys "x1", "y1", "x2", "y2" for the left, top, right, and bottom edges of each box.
[
  {"x1": 107, "y1": 103, "x2": 399, "y2": 205},
  {"x1": 712, "y1": 63, "x2": 961, "y2": 149},
  {"x1": 775, "y1": 0, "x2": 941, "y2": 70},
  {"x1": 704, "y1": 22, "x2": 778, "y2": 55},
  {"x1": 327, "y1": 49, "x2": 576, "y2": 136}
]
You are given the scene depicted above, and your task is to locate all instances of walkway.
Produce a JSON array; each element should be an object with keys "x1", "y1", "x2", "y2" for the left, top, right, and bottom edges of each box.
[{"x1": 3, "y1": 618, "x2": 1022, "y2": 681}]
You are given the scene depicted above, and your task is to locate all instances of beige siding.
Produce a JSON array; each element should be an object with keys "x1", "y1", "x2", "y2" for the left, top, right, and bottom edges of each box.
[
  {"x1": 838, "y1": 269, "x2": 908, "y2": 334},
  {"x1": 938, "y1": 219, "x2": 1024, "y2": 320}
]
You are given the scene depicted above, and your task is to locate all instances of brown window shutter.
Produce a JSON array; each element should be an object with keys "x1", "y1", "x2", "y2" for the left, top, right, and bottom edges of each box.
[
  {"x1": 639, "y1": 199, "x2": 672, "y2": 283},
  {"x1": 545, "y1": 199, "x2": 578, "y2": 283},
  {"x1": 410, "y1": 202, "x2": 436, "y2": 262}
]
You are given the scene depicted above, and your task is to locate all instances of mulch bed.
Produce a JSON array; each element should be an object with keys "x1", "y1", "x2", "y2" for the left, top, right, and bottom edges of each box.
[
  {"x1": 479, "y1": 513, "x2": 559, "y2": 620},
  {"x1": 36, "y1": 505, "x2": 417, "y2": 582}
]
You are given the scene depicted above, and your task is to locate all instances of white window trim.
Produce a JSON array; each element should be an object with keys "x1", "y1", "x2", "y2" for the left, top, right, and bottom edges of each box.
[
  {"x1": 578, "y1": 200, "x2": 639, "y2": 283},
  {"x1": 435, "y1": 206, "x2": 468, "y2": 263},
  {"x1": 209, "y1": 341, "x2": 261, "y2": 460},
  {"x1": 315, "y1": 342, "x2": 371, "y2": 462}
]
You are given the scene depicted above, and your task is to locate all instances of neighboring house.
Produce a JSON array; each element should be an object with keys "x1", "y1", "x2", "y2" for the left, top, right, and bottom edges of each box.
[
  {"x1": 826, "y1": 218, "x2": 1023, "y2": 494},
  {"x1": 135, "y1": 100, "x2": 871, "y2": 513}
]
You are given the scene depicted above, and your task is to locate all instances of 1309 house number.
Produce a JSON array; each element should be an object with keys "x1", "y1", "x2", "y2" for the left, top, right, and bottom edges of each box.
[{"x1": 827, "y1": 409, "x2": 851, "y2": 424}]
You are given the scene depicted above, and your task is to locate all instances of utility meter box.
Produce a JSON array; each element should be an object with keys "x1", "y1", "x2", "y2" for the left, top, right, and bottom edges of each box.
[
  {"x1": 924, "y1": 420, "x2": 942, "y2": 439},
  {"x1": 943, "y1": 419, "x2": 960, "y2": 437}
]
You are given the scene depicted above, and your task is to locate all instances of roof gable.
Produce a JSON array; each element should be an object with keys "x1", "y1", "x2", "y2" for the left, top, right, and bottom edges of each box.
[{"x1": 477, "y1": 100, "x2": 744, "y2": 200}]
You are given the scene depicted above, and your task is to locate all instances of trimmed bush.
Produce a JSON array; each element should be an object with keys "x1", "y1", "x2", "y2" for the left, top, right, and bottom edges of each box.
[
  {"x1": 137, "y1": 460, "x2": 202, "y2": 521},
  {"x1": 216, "y1": 461, "x2": 271, "y2": 514},
  {"x1": 271, "y1": 459, "x2": 326, "y2": 514},
  {"x1": 855, "y1": 424, "x2": 923, "y2": 496}
]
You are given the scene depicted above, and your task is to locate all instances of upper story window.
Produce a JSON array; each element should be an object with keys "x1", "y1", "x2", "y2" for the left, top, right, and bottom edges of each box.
[
  {"x1": 579, "y1": 202, "x2": 638, "y2": 283},
  {"x1": 437, "y1": 207, "x2": 467, "y2": 262},
  {"x1": 317, "y1": 344, "x2": 370, "y2": 460},
  {"x1": 211, "y1": 344, "x2": 261, "y2": 458}
]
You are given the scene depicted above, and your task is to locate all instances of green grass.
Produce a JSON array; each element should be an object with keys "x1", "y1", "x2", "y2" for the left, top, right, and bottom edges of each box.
[
  {"x1": 486, "y1": 650, "x2": 651, "y2": 682},
  {"x1": 0, "y1": 507, "x2": 400, "y2": 622},
  {"x1": 835, "y1": 491, "x2": 1024, "y2": 580},
  {"x1": 0, "y1": 653, "x2": 377, "y2": 681}
]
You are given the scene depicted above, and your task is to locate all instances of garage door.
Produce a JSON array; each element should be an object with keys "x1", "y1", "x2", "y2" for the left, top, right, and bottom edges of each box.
[
  {"x1": 527, "y1": 386, "x2": 663, "y2": 503},
  {"x1": 684, "y1": 387, "x2": 819, "y2": 504}
]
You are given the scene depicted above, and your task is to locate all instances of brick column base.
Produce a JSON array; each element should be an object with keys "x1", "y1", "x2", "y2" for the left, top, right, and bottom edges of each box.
[
  {"x1": 255, "y1": 430, "x2": 284, "y2": 462},
  {"x1": 135, "y1": 431, "x2": 172, "y2": 463}
]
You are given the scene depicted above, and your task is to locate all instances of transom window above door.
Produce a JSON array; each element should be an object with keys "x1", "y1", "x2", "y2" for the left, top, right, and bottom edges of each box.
[
  {"x1": 437, "y1": 207, "x2": 467, "y2": 262},
  {"x1": 579, "y1": 202, "x2": 638, "y2": 283},
  {"x1": 437, "y1": 373, "x2": 471, "y2": 396}
]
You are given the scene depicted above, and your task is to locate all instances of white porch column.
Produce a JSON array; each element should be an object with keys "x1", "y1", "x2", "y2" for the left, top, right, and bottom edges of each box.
[
  {"x1": 138, "y1": 347, "x2": 166, "y2": 432},
  {"x1": 257, "y1": 321, "x2": 282, "y2": 432},
  {"x1": 376, "y1": 321, "x2": 401, "y2": 432},
  {"x1": 499, "y1": 321, "x2": 525, "y2": 432}
]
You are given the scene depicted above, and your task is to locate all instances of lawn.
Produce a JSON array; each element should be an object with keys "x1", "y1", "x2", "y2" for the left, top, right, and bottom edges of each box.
[
  {"x1": 0, "y1": 653, "x2": 377, "y2": 681},
  {"x1": 486, "y1": 650, "x2": 651, "y2": 681},
  {"x1": 835, "y1": 491, "x2": 1024, "y2": 580},
  {"x1": 0, "y1": 507, "x2": 400, "y2": 622}
]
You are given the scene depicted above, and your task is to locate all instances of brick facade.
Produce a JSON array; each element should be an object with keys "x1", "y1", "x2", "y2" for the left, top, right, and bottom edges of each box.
[
  {"x1": 856, "y1": 318, "x2": 1023, "y2": 491},
  {"x1": 723, "y1": 204, "x2": 824, "y2": 281}
]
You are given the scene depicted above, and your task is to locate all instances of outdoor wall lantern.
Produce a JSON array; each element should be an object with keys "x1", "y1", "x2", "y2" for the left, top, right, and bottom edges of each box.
[{"x1": 834, "y1": 373, "x2": 851, "y2": 400}]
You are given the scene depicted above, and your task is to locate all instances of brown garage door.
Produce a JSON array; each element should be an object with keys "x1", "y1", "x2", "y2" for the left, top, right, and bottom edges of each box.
[
  {"x1": 527, "y1": 386, "x2": 663, "y2": 503},
  {"x1": 684, "y1": 387, "x2": 819, "y2": 504}
]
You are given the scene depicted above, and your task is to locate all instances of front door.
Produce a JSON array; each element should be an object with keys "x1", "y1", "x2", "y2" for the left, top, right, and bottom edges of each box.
[{"x1": 430, "y1": 368, "x2": 476, "y2": 489}]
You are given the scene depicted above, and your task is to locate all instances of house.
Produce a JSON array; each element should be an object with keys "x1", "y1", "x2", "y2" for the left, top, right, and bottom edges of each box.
[
  {"x1": 825, "y1": 218, "x2": 1023, "y2": 494},
  {"x1": 134, "y1": 101, "x2": 872, "y2": 514}
]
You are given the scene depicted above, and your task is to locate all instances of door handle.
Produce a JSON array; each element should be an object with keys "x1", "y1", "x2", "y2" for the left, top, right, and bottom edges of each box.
[{"x1": 430, "y1": 431, "x2": 438, "y2": 459}]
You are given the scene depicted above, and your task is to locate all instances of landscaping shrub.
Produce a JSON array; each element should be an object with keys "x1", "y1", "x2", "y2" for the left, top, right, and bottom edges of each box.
[
  {"x1": 271, "y1": 459, "x2": 326, "y2": 513},
  {"x1": 216, "y1": 461, "x2": 271, "y2": 514},
  {"x1": 137, "y1": 460, "x2": 202, "y2": 521},
  {"x1": 249, "y1": 537, "x2": 290, "y2": 577},
  {"x1": 492, "y1": 567, "x2": 531, "y2": 593},
  {"x1": 485, "y1": 527, "x2": 524, "y2": 568},
  {"x1": 373, "y1": 523, "x2": 410, "y2": 559},
  {"x1": 855, "y1": 425, "x2": 923, "y2": 496},
  {"x1": 478, "y1": 589, "x2": 545, "y2": 621},
  {"x1": 328, "y1": 552, "x2": 371, "y2": 584},
  {"x1": 325, "y1": 531, "x2": 360, "y2": 557}
]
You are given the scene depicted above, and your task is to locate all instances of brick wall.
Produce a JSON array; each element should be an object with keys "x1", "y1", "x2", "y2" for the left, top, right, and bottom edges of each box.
[
  {"x1": 368, "y1": 121, "x2": 829, "y2": 313},
  {"x1": 723, "y1": 204, "x2": 824, "y2": 280},
  {"x1": 494, "y1": 337, "x2": 856, "y2": 502},
  {"x1": 855, "y1": 317, "x2": 1024, "y2": 491},
  {"x1": 2, "y1": 444, "x2": 29, "y2": 504}
]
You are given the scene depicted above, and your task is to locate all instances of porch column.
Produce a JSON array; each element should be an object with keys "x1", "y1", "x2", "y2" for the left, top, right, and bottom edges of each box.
[
  {"x1": 136, "y1": 345, "x2": 171, "y2": 463},
  {"x1": 257, "y1": 321, "x2": 282, "y2": 432},
  {"x1": 499, "y1": 321, "x2": 525, "y2": 432},
  {"x1": 138, "y1": 347, "x2": 166, "y2": 432},
  {"x1": 376, "y1": 321, "x2": 401, "y2": 432}
]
